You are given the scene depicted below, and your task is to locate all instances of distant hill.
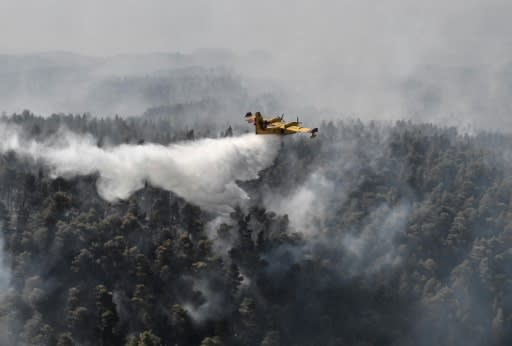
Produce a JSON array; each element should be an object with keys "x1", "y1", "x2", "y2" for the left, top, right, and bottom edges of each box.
[{"x1": 0, "y1": 51, "x2": 279, "y2": 117}]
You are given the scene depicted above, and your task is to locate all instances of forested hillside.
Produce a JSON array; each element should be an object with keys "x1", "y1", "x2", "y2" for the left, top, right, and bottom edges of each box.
[{"x1": 1, "y1": 111, "x2": 512, "y2": 346}]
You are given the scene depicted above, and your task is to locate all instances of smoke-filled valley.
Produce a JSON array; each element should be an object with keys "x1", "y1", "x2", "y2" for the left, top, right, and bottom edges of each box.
[{"x1": 1, "y1": 110, "x2": 512, "y2": 345}]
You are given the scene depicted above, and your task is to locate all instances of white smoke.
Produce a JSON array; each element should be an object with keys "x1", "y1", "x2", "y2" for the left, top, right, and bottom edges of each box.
[
  {"x1": 340, "y1": 202, "x2": 411, "y2": 276},
  {"x1": 0, "y1": 123, "x2": 279, "y2": 213},
  {"x1": 263, "y1": 170, "x2": 336, "y2": 237}
]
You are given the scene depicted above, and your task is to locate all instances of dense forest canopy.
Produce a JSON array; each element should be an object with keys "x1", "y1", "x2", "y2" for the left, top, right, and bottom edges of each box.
[{"x1": 0, "y1": 110, "x2": 511, "y2": 346}]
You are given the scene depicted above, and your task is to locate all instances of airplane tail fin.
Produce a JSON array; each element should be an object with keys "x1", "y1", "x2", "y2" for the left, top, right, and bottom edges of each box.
[
  {"x1": 254, "y1": 112, "x2": 265, "y2": 134},
  {"x1": 245, "y1": 112, "x2": 265, "y2": 134}
]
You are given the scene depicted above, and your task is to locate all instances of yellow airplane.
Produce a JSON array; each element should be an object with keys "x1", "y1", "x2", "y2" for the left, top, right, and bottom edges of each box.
[{"x1": 245, "y1": 112, "x2": 318, "y2": 138}]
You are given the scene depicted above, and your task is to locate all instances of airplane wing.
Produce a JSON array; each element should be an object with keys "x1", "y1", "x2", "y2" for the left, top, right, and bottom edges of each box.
[
  {"x1": 265, "y1": 116, "x2": 283, "y2": 124},
  {"x1": 285, "y1": 125, "x2": 319, "y2": 134}
]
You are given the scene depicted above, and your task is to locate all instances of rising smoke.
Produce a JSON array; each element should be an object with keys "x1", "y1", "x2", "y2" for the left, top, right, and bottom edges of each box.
[
  {"x1": 0, "y1": 122, "x2": 279, "y2": 213},
  {"x1": 262, "y1": 125, "x2": 412, "y2": 277}
]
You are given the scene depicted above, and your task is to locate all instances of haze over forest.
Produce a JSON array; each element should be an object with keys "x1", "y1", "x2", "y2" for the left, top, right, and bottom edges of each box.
[
  {"x1": 2, "y1": 0, "x2": 512, "y2": 129},
  {"x1": 1, "y1": 1, "x2": 512, "y2": 346}
]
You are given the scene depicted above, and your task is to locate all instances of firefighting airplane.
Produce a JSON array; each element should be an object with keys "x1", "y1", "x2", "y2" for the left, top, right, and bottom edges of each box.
[{"x1": 245, "y1": 112, "x2": 318, "y2": 138}]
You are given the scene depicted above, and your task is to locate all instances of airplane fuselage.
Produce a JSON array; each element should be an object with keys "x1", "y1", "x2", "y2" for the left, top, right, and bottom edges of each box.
[{"x1": 246, "y1": 111, "x2": 318, "y2": 138}]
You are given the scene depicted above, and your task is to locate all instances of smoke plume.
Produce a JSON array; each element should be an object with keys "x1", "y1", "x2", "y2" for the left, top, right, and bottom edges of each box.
[{"x1": 0, "y1": 123, "x2": 279, "y2": 213}]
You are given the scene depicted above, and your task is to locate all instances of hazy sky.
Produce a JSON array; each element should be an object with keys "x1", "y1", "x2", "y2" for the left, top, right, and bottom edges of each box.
[
  {"x1": 2, "y1": 1, "x2": 512, "y2": 127},
  {"x1": 1, "y1": 0, "x2": 511, "y2": 64}
]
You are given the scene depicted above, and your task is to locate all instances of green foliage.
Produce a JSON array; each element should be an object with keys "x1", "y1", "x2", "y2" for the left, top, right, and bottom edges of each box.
[
  {"x1": 200, "y1": 336, "x2": 224, "y2": 346},
  {"x1": 239, "y1": 297, "x2": 257, "y2": 328},
  {"x1": 260, "y1": 331, "x2": 280, "y2": 346},
  {"x1": 57, "y1": 333, "x2": 74, "y2": 346},
  {"x1": 126, "y1": 330, "x2": 162, "y2": 346},
  {"x1": 4, "y1": 115, "x2": 512, "y2": 345}
]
